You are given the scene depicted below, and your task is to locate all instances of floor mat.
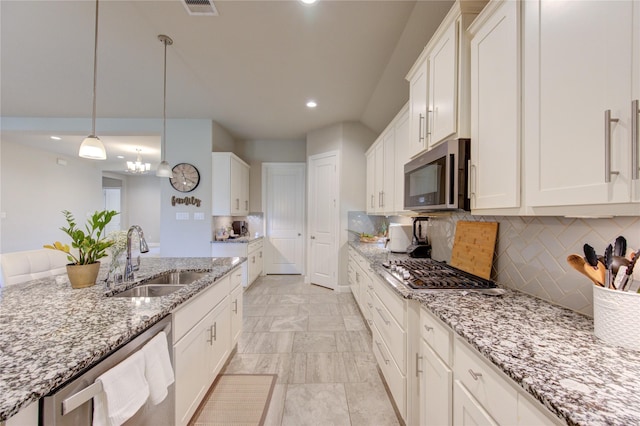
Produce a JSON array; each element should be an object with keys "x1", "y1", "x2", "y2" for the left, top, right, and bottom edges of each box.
[{"x1": 189, "y1": 374, "x2": 278, "y2": 426}]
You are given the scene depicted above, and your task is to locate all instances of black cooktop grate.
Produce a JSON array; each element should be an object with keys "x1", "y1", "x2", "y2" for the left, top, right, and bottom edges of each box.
[{"x1": 384, "y1": 259, "x2": 496, "y2": 290}]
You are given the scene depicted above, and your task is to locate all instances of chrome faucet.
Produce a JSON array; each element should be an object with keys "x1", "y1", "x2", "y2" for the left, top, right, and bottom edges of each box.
[{"x1": 124, "y1": 225, "x2": 149, "y2": 281}]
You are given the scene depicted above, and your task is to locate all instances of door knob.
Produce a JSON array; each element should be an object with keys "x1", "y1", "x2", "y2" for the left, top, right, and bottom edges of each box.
[
  {"x1": 298, "y1": 233, "x2": 301, "y2": 236},
  {"x1": 310, "y1": 236, "x2": 316, "y2": 239}
]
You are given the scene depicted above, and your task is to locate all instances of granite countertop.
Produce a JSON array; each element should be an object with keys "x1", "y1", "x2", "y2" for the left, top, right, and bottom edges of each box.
[
  {"x1": 349, "y1": 241, "x2": 640, "y2": 426},
  {"x1": 211, "y1": 235, "x2": 263, "y2": 244},
  {"x1": 0, "y1": 256, "x2": 244, "y2": 421}
]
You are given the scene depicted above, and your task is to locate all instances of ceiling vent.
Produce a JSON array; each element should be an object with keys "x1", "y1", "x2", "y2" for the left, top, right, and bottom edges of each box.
[{"x1": 182, "y1": 0, "x2": 218, "y2": 16}]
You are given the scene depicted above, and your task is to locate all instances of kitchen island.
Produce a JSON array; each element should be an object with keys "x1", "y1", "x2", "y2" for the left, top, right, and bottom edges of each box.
[
  {"x1": 0, "y1": 256, "x2": 243, "y2": 422},
  {"x1": 350, "y1": 241, "x2": 640, "y2": 426}
]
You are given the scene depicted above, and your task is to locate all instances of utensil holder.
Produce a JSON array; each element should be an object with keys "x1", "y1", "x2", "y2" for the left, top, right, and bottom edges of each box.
[{"x1": 593, "y1": 285, "x2": 640, "y2": 350}]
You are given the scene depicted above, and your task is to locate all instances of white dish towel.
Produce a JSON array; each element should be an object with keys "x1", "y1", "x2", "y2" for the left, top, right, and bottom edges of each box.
[
  {"x1": 93, "y1": 351, "x2": 149, "y2": 426},
  {"x1": 142, "y1": 330, "x2": 175, "y2": 405}
]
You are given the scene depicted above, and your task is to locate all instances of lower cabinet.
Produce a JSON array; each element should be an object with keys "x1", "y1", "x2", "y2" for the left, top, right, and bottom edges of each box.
[
  {"x1": 172, "y1": 273, "x2": 240, "y2": 426},
  {"x1": 247, "y1": 239, "x2": 263, "y2": 285},
  {"x1": 453, "y1": 380, "x2": 498, "y2": 426},
  {"x1": 211, "y1": 239, "x2": 263, "y2": 288},
  {"x1": 420, "y1": 340, "x2": 452, "y2": 426}
]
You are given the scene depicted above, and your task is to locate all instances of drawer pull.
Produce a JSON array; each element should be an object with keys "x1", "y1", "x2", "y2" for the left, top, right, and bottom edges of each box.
[
  {"x1": 468, "y1": 369, "x2": 482, "y2": 381},
  {"x1": 207, "y1": 325, "x2": 214, "y2": 345},
  {"x1": 424, "y1": 325, "x2": 434, "y2": 332},
  {"x1": 368, "y1": 285, "x2": 374, "y2": 290},
  {"x1": 367, "y1": 302, "x2": 373, "y2": 309},
  {"x1": 375, "y1": 340, "x2": 390, "y2": 365},
  {"x1": 375, "y1": 307, "x2": 390, "y2": 326},
  {"x1": 233, "y1": 299, "x2": 238, "y2": 314},
  {"x1": 213, "y1": 322, "x2": 217, "y2": 341},
  {"x1": 416, "y1": 353, "x2": 423, "y2": 377}
]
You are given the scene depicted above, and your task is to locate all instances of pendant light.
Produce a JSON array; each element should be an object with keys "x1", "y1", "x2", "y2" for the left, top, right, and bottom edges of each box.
[
  {"x1": 156, "y1": 34, "x2": 174, "y2": 177},
  {"x1": 79, "y1": 0, "x2": 107, "y2": 160}
]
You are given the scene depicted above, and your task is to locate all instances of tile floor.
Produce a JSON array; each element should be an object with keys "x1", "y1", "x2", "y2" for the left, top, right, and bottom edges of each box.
[{"x1": 220, "y1": 275, "x2": 401, "y2": 426}]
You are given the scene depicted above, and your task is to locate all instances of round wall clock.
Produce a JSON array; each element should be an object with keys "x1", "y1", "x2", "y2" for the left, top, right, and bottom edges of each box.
[{"x1": 170, "y1": 163, "x2": 200, "y2": 192}]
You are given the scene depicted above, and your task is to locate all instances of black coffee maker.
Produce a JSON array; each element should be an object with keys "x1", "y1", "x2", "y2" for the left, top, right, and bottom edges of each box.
[{"x1": 407, "y1": 217, "x2": 431, "y2": 258}]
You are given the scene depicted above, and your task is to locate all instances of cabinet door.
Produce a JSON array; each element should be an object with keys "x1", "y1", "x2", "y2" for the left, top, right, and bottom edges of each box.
[
  {"x1": 382, "y1": 130, "x2": 395, "y2": 213},
  {"x1": 470, "y1": 0, "x2": 520, "y2": 210},
  {"x1": 207, "y1": 298, "x2": 231, "y2": 383},
  {"x1": 374, "y1": 142, "x2": 385, "y2": 213},
  {"x1": 428, "y1": 19, "x2": 458, "y2": 148},
  {"x1": 420, "y1": 341, "x2": 452, "y2": 426},
  {"x1": 453, "y1": 381, "x2": 498, "y2": 426},
  {"x1": 230, "y1": 283, "x2": 243, "y2": 346},
  {"x1": 524, "y1": 0, "x2": 633, "y2": 207},
  {"x1": 408, "y1": 59, "x2": 428, "y2": 158},
  {"x1": 394, "y1": 108, "x2": 410, "y2": 212},
  {"x1": 240, "y1": 162, "x2": 250, "y2": 214},
  {"x1": 211, "y1": 153, "x2": 232, "y2": 216},
  {"x1": 366, "y1": 149, "x2": 376, "y2": 214},
  {"x1": 174, "y1": 314, "x2": 210, "y2": 426},
  {"x1": 230, "y1": 156, "x2": 242, "y2": 215}
]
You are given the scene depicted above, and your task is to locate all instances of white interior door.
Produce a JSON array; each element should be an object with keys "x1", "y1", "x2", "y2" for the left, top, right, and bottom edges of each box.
[
  {"x1": 263, "y1": 163, "x2": 305, "y2": 274},
  {"x1": 103, "y1": 188, "x2": 121, "y2": 234},
  {"x1": 308, "y1": 152, "x2": 338, "y2": 289}
]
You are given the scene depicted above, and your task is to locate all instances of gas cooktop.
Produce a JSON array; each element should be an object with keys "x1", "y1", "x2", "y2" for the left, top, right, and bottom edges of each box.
[{"x1": 382, "y1": 258, "x2": 497, "y2": 290}]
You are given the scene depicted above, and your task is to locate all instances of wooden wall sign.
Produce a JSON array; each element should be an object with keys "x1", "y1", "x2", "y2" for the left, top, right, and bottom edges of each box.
[{"x1": 171, "y1": 196, "x2": 202, "y2": 207}]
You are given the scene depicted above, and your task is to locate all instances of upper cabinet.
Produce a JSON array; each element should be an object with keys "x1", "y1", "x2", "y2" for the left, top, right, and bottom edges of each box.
[
  {"x1": 212, "y1": 152, "x2": 250, "y2": 216},
  {"x1": 406, "y1": 1, "x2": 487, "y2": 157},
  {"x1": 366, "y1": 104, "x2": 409, "y2": 216},
  {"x1": 468, "y1": 0, "x2": 521, "y2": 212},
  {"x1": 523, "y1": 0, "x2": 640, "y2": 215}
]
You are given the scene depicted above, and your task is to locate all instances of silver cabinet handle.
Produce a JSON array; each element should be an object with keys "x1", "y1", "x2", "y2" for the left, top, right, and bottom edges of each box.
[
  {"x1": 213, "y1": 322, "x2": 217, "y2": 342},
  {"x1": 233, "y1": 299, "x2": 238, "y2": 314},
  {"x1": 310, "y1": 235, "x2": 316, "y2": 240},
  {"x1": 207, "y1": 325, "x2": 214, "y2": 345},
  {"x1": 381, "y1": 191, "x2": 384, "y2": 208},
  {"x1": 245, "y1": 200, "x2": 248, "y2": 211},
  {"x1": 370, "y1": 194, "x2": 374, "y2": 208},
  {"x1": 632, "y1": 100, "x2": 639, "y2": 180},
  {"x1": 416, "y1": 353, "x2": 423, "y2": 377},
  {"x1": 375, "y1": 307, "x2": 390, "y2": 326},
  {"x1": 368, "y1": 285, "x2": 373, "y2": 290},
  {"x1": 259, "y1": 251, "x2": 262, "y2": 259},
  {"x1": 468, "y1": 369, "x2": 482, "y2": 381},
  {"x1": 427, "y1": 108, "x2": 433, "y2": 136},
  {"x1": 252, "y1": 256, "x2": 255, "y2": 264},
  {"x1": 367, "y1": 302, "x2": 373, "y2": 308},
  {"x1": 375, "y1": 340, "x2": 390, "y2": 365},
  {"x1": 605, "y1": 109, "x2": 620, "y2": 183},
  {"x1": 355, "y1": 271, "x2": 359, "y2": 283},
  {"x1": 419, "y1": 113, "x2": 425, "y2": 142},
  {"x1": 235, "y1": 198, "x2": 240, "y2": 210},
  {"x1": 423, "y1": 325, "x2": 434, "y2": 332}
]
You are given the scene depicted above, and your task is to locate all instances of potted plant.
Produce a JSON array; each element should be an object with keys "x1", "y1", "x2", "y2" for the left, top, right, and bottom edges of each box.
[{"x1": 44, "y1": 209, "x2": 119, "y2": 288}]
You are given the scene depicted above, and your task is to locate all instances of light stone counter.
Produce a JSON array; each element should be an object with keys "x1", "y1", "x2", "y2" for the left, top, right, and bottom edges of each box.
[
  {"x1": 349, "y1": 241, "x2": 640, "y2": 426},
  {"x1": 0, "y1": 256, "x2": 244, "y2": 421}
]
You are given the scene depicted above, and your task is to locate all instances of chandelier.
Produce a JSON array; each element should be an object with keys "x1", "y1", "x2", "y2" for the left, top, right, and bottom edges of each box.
[{"x1": 127, "y1": 149, "x2": 151, "y2": 174}]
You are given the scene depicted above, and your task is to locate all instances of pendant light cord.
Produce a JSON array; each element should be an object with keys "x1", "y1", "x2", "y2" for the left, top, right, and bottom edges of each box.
[
  {"x1": 162, "y1": 37, "x2": 167, "y2": 162},
  {"x1": 91, "y1": 0, "x2": 99, "y2": 136}
]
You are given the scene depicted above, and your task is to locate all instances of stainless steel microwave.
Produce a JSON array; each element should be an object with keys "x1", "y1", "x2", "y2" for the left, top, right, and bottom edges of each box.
[{"x1": 404, "y1": 139, "x2": 470, "y2": 211}]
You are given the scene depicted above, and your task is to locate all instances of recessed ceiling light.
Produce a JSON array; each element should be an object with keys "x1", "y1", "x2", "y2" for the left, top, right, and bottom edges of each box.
[
  {"x1": 50, "y1": 136, "x2": 61, "y2": 140},
  {"x1": 306, "y1": 100, "x2": 317, "y2": 108},
  {"x1": 300, "y1": 0, "x2": 317, "y2": 4}
]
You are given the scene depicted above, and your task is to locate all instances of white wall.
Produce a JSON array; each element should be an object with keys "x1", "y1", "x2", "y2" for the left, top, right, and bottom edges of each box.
[
  {"x1": 127, "y1": 175, "x2": 161, "y2": 245},
  {"x1": 212, "y1": 121, "x2": 237, "y2": 153},
  {"x1": 160, "y1": 119, "x2": 213, "y2": 257},
  {"x1": 0, "y1": 141, "x2": 103, "y2": 252}
]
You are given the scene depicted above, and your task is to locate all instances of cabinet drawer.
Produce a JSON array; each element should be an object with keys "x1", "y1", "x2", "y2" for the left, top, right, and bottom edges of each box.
[
  {"x1": 371, "y1": 274, "x2": 405, "y2": 327},
  {"x1": 372, "y1": 322, "x2": 406, "y2": 421},
  {"x1": 248, "y1": 239, "x2": 262, "y2": 254},
  {"x1": 420, "y1": 307, "x2": 453, "y2": 365},
  {"x1": 372, "y1": 290, "x2": 406, "y2": 374},
  {"x1": 173, "y1": 275, "x2": 230, "y2": 343},
  {"x1": 230, "y1": 266, "x2": 242, "y2": 290},
  {"x1": 454, "y1": 338, "x2": 517, "y2": 426}
]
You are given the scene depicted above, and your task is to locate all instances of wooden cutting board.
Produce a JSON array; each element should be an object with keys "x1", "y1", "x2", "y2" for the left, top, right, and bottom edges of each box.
[{"x1": 450, "y1": 221, "x2": 499, "y2": 280}]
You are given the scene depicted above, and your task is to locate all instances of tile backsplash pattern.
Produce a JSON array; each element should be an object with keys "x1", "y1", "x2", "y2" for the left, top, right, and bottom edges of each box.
[{"x1": 428, "y1": 213, "x2": 640, "y2": 317}]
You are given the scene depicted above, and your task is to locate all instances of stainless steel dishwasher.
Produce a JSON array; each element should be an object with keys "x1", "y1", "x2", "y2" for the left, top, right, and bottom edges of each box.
[{"x1": 41, "y1": 315, "x2": 174, "y2": 425}]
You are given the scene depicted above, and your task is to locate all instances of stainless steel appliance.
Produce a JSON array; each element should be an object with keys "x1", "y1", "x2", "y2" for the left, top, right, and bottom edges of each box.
[
  {"x1": 41, "y1": 316, "x2": 174, "y2": 425},
  {"x1": 381, "y1": 258, "x2": 499, "y2": 291},
  {"x1": 404, "y1": 139, "x2": 470, "y2": 212},
  {"x1": 406, "y1": 217, "x2": 431, "y2": 258},
  {"x1": 232, "y1": 220, "x2": 248, "y2": 237}
]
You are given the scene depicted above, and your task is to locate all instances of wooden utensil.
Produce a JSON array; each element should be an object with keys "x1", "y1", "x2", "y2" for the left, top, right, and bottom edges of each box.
[{"x1": 566, "y1": 254, "x2": 604, "y2": 287}]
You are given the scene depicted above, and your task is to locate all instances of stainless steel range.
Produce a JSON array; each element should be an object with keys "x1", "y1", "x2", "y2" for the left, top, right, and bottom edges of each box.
[{"x1": 382, "y1": 258, "x2": 498, "y2": 290}]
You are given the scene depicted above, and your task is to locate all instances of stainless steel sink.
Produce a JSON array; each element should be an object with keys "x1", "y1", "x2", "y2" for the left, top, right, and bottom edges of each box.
[
  {"x1": 111, "y1": 271, "x2": 208, "y2": 298},
  {"x1": 113, "y1": 284, "x2": 185, "y2": 298},
  {"x1": 144, "y1": 271, "x2": 207, "y2": 285}
]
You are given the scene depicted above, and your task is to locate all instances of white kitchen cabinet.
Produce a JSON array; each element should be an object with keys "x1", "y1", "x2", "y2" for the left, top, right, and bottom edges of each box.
[
  {"x1": 5, "y1": 402, "x2": 38, "y2": 426},
  {"x1": 407, "y1": 56, "x2": 428, "y2": 158},
  {"x1": 229, "y1": 267, "x2": 243, "y2": 346},
  {"x1": 469, "y1": 0, "x2": 521, "y2": 212},
  {"x1": 211, "y1": 238, "x2": 263, "y2": 288},
  {"x1": 453, "y1": 380, "x2": 498, "y2": 426},
  {"x1": 420, "y1": 341, "x2": 453, "y2": 426},
  {"x1": 212, "y1": 152, "x2": 250, "y2": 216},
  {"x1": 523, "y1": 0, "x2": 639, "y2": 214},
  {"x1": 365, "y1": 104, "x2": 408, "y2": 215},
  {"x1": 172, "y1": 275, "x2": 234, "y2": 426},
  {"x1": 406, "y1": 1, "x2": 485, "y2": 155}
]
